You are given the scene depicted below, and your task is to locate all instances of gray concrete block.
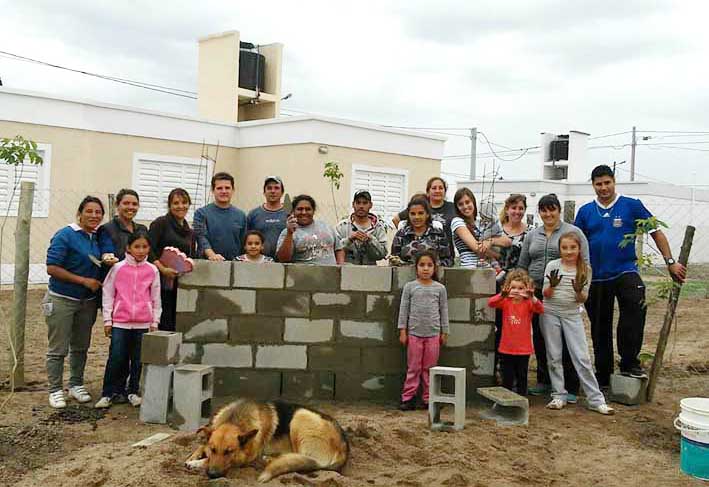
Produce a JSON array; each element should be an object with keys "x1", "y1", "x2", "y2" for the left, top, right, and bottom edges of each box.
[
  {"x1": 473, "y1": 298, "x2": 495, "y2": 323},
  {"x1": 213, "y1": 369, "x2": 281, "y2": 399},
  {"x1": 233, "y1": 261, "x2": 285, "y2": 288},
  {"x1": 341, "y1": 266, "x2": 391, "y2": 292},
  {"x1": 178, "y1": 343, "x2": 203, "y2": 364},
  {"x1": 339, "y1": 320, "x2": 386, "y2": 343},
  {"x1": 228, "y1": 316, "x2": 284, "y2": 344},
  {"x1": 447, "y1": 323, "x2": 492, "y2": 348},
  {"x1": 176, "y1": 288, "x2": 199, "y2": 312},
  {"x1": 284, "y1": 318, "x2": 334, "y2": 343},
  {"x1": 173, "y1": 364, "x2": 214, "y2": 431},
  {"x1": 430, "y1": 366, "x2": 467, "y2": 430},
  {"x1": 201, "y1": 289, "x2": 256, "y2": 315},
  {"x1": 140, "y1": 364, "x2": 174, "y2": 424},
  {"x1": 443, "y1": 268, "x2": 496, "y2": 296},
  {"x1": 477, "y1": 386, "x2": 529, "y2": 426},
  {"x1": 309, "y1": 346, "x2": 360, "y2": 371},
  {"x1": 141, "y1": 331, "x2": 182, "y2": 365},
  {"x1": 392, "y1": 266, "x2": 416, "y2": 291},
  {"x1": 610, "y1": 374, "x2": 647, "y2": 405},
  {"x1": 179, "y1": 260, "x2": 231, "y2": 287},
  {"x1": 256, "y1": 290, "x2": 310, "y2": 317},
  {"x1": 472, "y1": 351, "x2": 495, "y2": 377},
  {"x1": 183, "y1": 318, "x2": 228, "y2": 343},
  {"x1": 448, "y1": 298, "x2": 471, "y2": 322},
  {"x1": 311, "y1": 292, "x2": 365, "y2": 319},
  {"x1": 285, "y1": 265, "x2": 341, "y2": 291},
  {"x1": 202, "y1": 344, "x2": 253, "y2": 368},
  {"x1": 281, "y1": 372, "x2": 335, "y2": 400},
  {"x1": 366, "y1": 294, "x2": 396, "y2": 320},
  {"x1": 335, "y1": 373, "x2": 403, "y2": 401},
  {"x1": 361, "y1": 347, "x2": 406, "y2": 373},
  {"x1": 255, "y1": 345, "x2": 307, "y2": 369}
]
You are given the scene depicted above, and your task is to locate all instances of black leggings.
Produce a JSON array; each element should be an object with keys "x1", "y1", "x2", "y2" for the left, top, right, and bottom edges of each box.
[{"x1": 500, "y1": 354, "x2": 530, "y2": 395}]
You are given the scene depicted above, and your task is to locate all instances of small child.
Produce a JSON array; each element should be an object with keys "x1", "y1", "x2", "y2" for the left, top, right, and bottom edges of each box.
[
  {"x1": 236, "y1": 230, "x2": 274, "y2": 263},
  {"x1": 488, "y1": 269, "x2": 543, "y2": 395},
  {"x1": 542, "y1": 232, "x2": 614, "y2": 415},
  {"x1": 398, "y1": 250, "x2": 449, "y2": 411},
  {"x1": 95, "y1": 231, "x2": 161, "y2": 409}
]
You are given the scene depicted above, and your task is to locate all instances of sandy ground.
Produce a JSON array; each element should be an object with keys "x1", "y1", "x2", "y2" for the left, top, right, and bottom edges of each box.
[{"x1": 1, "y1": 288, "x2": 708, "y2": 487}]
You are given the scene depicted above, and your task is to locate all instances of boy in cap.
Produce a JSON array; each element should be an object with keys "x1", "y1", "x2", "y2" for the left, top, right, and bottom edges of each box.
[{"x1": 335, "y1": 190, "x2": 388, "y2": 265}]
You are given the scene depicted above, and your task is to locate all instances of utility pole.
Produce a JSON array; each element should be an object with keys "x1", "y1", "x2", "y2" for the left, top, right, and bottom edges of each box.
[
  {"x1": 630, "y1": 126, "x2": 636, "y2": 181},
  {"x1": 469, "y1": 127, "x2": 477, "y2": 180}
]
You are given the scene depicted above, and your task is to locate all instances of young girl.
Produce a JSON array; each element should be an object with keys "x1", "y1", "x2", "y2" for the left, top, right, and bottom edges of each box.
[
  {"x1": 398, "y1": 250, "x2": 449, "y2": 411},
  {"x1": 542, "y1": 232, "x2": 614, "y2": 414},
  {"x1": 236, "y1": 230, "x2": 274, "y2": 263},
  {"x1": 488, "y1": 269, "x2": 543, "y2": 395},
  {"x1": 95, "y1": 231, "x2": 162, "y2": 409}
]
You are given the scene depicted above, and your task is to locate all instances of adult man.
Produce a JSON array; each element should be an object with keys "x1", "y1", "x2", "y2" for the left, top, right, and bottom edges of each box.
[
  {"x1": 574, "y1": 165, "x2": 686, "y2": 386},
  {"x1": 246, "y1": 176, "x2": 288, "y2": 259},
  {"x1": 334, "y1": 190, "x2": 388, "y2": 265},
  {"x1": 193, "y1": 172, "x2": 246, "y2": 261}
]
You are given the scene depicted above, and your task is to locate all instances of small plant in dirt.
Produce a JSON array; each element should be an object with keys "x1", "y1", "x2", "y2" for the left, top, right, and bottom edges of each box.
[{"x1": 323, "y1": 161, "x2": 344, "y2": 220}]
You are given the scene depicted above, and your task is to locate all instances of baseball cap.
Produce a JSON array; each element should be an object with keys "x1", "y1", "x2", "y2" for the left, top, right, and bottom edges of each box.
[
  {"x1": 263, "y1": 176, "x2": 284, "y2": 190},
  {"x1": 353, "y1": 190, "x2": 372, "y2": 202}
]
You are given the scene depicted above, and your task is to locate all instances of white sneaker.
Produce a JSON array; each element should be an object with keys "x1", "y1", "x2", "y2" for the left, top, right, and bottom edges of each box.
[
  {"x1": 127, "y1": 394, "x2": 142, "y2": 407},
  {"x1": 68, "y1": 385, "x2": 92, "y2": 403},
  {"x1": 546, "y1": 398, "x2": 566, "y2": 410},
  {"x1": 49, "y1": 390, "x2": 67, "y2": 409},
  {"x1": 589, "y1": 403, "x2": 615, "y2": 415},
  {"x1": 94, "y1": 396, "x2": 112, "y2": 409}
]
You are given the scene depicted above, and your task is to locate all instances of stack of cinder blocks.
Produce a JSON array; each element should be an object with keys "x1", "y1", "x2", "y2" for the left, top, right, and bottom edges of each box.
[
  {"x1": 174, "y1": 261, "x2": 496, "y2": 402},
  {"x1": 139, "y1": 331, "x2": 182, "y2": 424}
]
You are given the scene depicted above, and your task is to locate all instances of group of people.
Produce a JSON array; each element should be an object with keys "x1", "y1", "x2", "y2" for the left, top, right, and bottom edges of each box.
[{"x1": 43, "y1": 165, "x2": 685, "y2": 416}]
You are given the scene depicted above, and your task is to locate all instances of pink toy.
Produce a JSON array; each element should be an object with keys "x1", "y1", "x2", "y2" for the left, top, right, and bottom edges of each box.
[{"x1": 160, "y1": 247, "x2": 194, "y2": 290}]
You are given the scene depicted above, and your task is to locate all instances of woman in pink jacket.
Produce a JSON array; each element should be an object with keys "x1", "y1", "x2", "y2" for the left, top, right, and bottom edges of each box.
[{"x1": 95, "y1": 231, "x2": 161, "y2": 409}]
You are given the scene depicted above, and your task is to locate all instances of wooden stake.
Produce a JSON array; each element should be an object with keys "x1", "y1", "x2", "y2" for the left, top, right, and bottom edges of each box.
[{"x1": 646, "y1": 225, "x2": 695, "y2": 402}]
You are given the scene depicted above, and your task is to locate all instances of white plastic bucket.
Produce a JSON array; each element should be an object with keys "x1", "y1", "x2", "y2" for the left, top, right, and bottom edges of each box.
[
  {"x1": 675, "y1": 397, "x2": 709, "y2": 480},
  {"x1": 680, "y1": 397, "x2": 709, "y2": 429}
]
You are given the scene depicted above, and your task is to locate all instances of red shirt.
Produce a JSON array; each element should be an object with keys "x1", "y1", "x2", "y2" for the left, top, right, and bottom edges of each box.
[{"x1": 488, "y1": 294, "x2": 544, "y2": 355}]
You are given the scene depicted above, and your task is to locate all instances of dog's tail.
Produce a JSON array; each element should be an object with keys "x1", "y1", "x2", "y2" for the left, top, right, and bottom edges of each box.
[{"x1": 258, "y1": 453, "x2": 322, "y2": 482}]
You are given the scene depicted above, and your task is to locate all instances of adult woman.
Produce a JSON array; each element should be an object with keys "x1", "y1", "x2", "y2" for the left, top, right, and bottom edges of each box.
[
  {"x1": 391, "y1": 196, "x2": 453, "y2": 267},
  {"x1": 44, "y1": 196, "x2": 107, "y2": 408},
  {"x1": 99, "y1": 189, "x2": 148, "y2": 260},
  {"x1": 497, "y1": 194, "x2": 531, "y2": 274},
  {"x1": 148, "y1": 188, "x2": 196, "y2": 331},
  {"x1": 276, "y1": 195, "x2": 344, "y2": 264},
  {"x1": 518, "y1": 194, "x2": 588, "y2": 397},
  {"x1": 451, "y1": 188, "x2": 508, "y2": 268}
]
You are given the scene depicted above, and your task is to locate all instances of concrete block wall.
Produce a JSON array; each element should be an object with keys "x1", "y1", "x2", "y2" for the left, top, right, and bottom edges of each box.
[{"x1": 176, "y1": 261, "x2": 496, "y2": 402}]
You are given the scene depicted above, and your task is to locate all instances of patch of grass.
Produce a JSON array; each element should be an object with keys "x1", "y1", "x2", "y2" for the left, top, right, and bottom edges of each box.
[{"x1": 645, "y1": 279, "x2": 708, "y2": 299}]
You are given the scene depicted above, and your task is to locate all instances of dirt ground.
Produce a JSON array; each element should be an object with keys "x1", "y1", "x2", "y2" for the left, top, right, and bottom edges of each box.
[{"x1": 1, "y1": 288, "x2": 708, "y2": 487}]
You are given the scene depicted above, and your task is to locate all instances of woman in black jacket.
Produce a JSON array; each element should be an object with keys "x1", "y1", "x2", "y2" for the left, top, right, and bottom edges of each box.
[{"x1": 100, "y1": 189, "x2": 148, "y2": 260}]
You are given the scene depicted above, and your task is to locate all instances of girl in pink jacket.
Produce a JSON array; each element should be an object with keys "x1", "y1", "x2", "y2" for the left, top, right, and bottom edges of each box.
[{"x1": 95, "y1": 231, "x2": 161, "y2": 409}]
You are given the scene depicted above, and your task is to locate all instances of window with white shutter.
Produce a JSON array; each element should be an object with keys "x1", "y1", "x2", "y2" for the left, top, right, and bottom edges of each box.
[
  {"x1": 132, "y1": 153, "x2": 213, "y2": 221},
  {"x1": 0, "y1": 144, "x2": 51, "y2": 218},
  {"x1": 351, "y1": 165, "x2": 408, "y2": 223}
]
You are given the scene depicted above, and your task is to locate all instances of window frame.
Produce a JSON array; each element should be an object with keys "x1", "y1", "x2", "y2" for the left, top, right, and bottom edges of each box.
[{"x1": 350, "y1": 164, "x2": 409, "y2": 222}]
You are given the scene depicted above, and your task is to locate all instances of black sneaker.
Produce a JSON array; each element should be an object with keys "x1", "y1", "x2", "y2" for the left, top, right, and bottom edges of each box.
[
  {"x1": 112, "y1": 394, "x2": 128, "y2": 404},
  {"x1": 629, "y1": 366, "x2": 648, "y2": 379},
  {"x1": 399, "y1": 400, "x2": 416, "y2": 411}
]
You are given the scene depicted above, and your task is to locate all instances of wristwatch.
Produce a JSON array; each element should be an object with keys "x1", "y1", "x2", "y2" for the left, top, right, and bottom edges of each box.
[{"x1": 665, "y1": 257, "x2": 676, "y2": 266}]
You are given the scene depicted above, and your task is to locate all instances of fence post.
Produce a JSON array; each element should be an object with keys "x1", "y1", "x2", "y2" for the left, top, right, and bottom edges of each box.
[
  {"x1": 563, "y1": 200, "x2": 575, "y2": 223},
  {"x1": 10, "y1": 181, "x2": 35, "y2": 389},
  {"x1": 108, "y1": 193, "x2": 116, "y2": 218}
]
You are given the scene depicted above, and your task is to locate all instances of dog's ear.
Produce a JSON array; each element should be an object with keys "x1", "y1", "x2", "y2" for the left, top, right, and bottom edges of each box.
[
  {"x1": 196, "y1": 425, "x2": 213, "y2": 441},
  {"x1": 238, "y1": 429, "x2": 259, "y2": 447}
]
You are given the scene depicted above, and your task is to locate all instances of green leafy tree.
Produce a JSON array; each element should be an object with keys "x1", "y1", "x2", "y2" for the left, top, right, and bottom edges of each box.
[
  {"x1": 323, "y1": 161, "x2": 344, "y2": 221},
  {"x1": 0, "y1": 136, "x2": 44, "y2": 167}
]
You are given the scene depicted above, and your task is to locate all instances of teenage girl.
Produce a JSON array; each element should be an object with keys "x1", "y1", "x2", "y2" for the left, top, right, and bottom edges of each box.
[
  {"x1": 236, "y1": 230, "x2": 274, "y2": 263},
  {"x1": 95, "y1": 231, "x2": 161, "y2": 409},
  {"x1": 542, "y1": 232, "x2": 614, "y2": 415},
  {"x1": 488, "y1": 269, "x2": 544, "y2": 395},
  {"x1": 398, "y1": 250, "x2": 449, "y2": 411}
]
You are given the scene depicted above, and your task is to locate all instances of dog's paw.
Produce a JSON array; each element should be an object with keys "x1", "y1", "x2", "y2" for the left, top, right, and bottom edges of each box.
[
  {"x1": 185, "y1": 458, "x2": 207, "y2": 470},
  {"x1": 257, "y1": 471, "x2": 273, "y2": 483}
]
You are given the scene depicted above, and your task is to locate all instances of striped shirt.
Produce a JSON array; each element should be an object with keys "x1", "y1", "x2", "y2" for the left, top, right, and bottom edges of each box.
[{"x1": 398, "y1": 280, "x2": 450, "y2": 337}]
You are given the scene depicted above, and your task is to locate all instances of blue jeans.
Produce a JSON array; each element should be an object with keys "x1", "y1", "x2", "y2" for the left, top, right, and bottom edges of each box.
[{"x1": 101, "y1": 327, "x2": 148, "y2": 397}]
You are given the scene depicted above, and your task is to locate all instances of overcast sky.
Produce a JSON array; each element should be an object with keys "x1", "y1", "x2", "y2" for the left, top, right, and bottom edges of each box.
[{"x1": 2, "y1": 0, "x2": 709, "y2": 186}]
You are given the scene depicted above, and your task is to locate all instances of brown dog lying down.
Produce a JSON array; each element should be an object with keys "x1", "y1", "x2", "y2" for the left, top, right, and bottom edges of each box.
[{"x1": 185, "y1": 399, "x2": 349, "y2": 482}]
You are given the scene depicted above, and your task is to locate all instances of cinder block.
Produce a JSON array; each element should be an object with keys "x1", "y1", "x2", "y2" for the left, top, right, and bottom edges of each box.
[
  {"x1": 429, "y1": 366, "x2": 466, "y2": 431},
  {"x1": 473, "y1": 298, "x2": 495, "y2": 323},
  {"x1": 176, "y1": 288, "x2": 199, "y2": 312},
  {"x1": 447, "y1": 323, "x2": 492, "y2": 348},
  {"x1": 309, "y1": 346, "x2": 360, "y2": 371},
  {"x1": 285, "y1": 265, "x2": 341, "y2": 291},
  {"x1": 472, "y1": 351, "x2": 495, "y2": 377},
  {"x1": 141, "y1": 331, "x2": 182, "y2": 365},
  {"x1": 233, "y1": 261, "x2": 285, "y2": 288},
  {"x1": 256, "y1": 345, "x2": 307, "y2": 369},
  {"x1": 173, "y1": 364, "x2": 214, "y2": 431},
  {"x1": 341, "y1": 266, "x2": 392, "y2": 292},
  {"x1": 282, "y1": 372, "x2": 335, "y2": 400},
  {"x1": 229, "y1": 316, "x2": 284, "y2": 343},
  {"x1": 361, "y1": 347, "x2": 406, "y2": 373},
  {"x1": 477, "y1": 386, "x2": 528, "y2": 426},
  {"x1": 610, "y1": 374, "x2": 647, "y2": 405},
  {"x1": 183, "y1": 318, "x2": 228, "y2": 343},
  {"x1": 202, "y1": 343, "x2": 253, "y2": 368},
  {"x1": 444, "y1": 268, "x2": 496, "y2": 296},
  {"x1": 335, "y1": 373, "x2": 403, "y2": 401},
  {"x1": 392, "y1": 266, "x2": 416, "y2": 291},
  {"x1": 448, "y1": 298, "x2": 471, "y2": 322},
  {"x1": 140, "y1": 364, "x2": 174, "y2": 424},
  {"x1": 213, "y1": 369, "x2": 281, "y2": 399},
  {"x1": 311, "y1": 293, "x2": 365, "y2": 319},
  {"x1": 366, "y1": 294, "x2": 396, "y2": 320},
  {"x1": 256, "y1": 291, "x2": 310, "y2": 317},
  {"x1": 179, "y1": 260, "x2": 231, "y2": 287},
  {"x1": 284, "y1": 318, "x2": 334, "y2": 343},
  {"x1": 339, "y1": 320, "x2": 386, "y2": 343},
  {"x1": 201, "y1": 289, "x2": 256, "y2": 315},
  {"x1": 178, "y1": 343, "x2": 203, "y2": 364}
]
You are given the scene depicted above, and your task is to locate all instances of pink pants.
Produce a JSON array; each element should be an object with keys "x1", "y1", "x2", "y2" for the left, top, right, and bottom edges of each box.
[{"x1": 401, "y1": 335, "x2": 440, "y2": 403}]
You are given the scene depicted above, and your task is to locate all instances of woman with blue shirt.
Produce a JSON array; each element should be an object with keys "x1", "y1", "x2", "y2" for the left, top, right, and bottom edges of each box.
[{"x1": 44, "y1": 196, "x2": 108, "y2": 409}]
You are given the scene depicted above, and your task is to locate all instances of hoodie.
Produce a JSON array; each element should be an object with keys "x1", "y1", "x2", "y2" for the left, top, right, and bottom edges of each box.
[
  {"x1": 334, "y1": 213, "x2": 388, "y2": 265},
  {"x1": 102, "y1": 253, "x2": 162, "y2": 329}
]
